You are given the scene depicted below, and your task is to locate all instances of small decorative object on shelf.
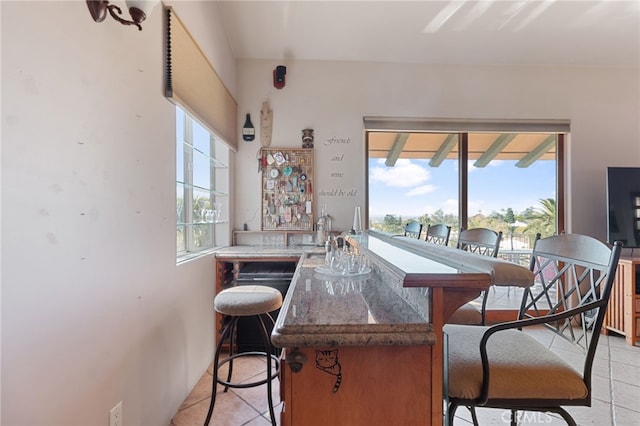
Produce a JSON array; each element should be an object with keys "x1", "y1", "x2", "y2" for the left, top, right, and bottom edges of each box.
[
  {"x1": 302, "y1": 128, "x2": 314, "y2": 148},
  {"x1": 242, "y1": 113, "x2": 255, "y2": 142}
]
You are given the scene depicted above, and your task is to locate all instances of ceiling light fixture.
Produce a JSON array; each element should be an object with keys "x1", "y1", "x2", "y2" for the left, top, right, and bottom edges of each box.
[{"x1": 86, "y1": 0, "x2": 159, "y2": 31}]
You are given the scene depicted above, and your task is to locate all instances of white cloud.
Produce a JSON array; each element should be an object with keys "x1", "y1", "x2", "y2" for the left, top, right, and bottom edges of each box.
[
  {"x1": 369, "y1": 159, "x2": 430, "y2": 188},
  {"x1": 406, "y1": 184, "x2": 436, "y2": 196},
  {"x1": 468, "y1": 199, "x2": 486, "y2": 214},
  {"x1": 442, "y1": 199, "x2": 459, "y2": 214},
  {"x1": 421, "y1": 199, "x2": 458, "y2": 215},
  {"x1": 421, "y1": 205, "x2": 437, "y2": 215}
]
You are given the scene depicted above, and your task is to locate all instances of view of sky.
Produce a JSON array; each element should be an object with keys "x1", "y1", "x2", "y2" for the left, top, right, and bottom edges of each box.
[{"x1": 368, "y1": 158, "x2": 556, "y2": 219}]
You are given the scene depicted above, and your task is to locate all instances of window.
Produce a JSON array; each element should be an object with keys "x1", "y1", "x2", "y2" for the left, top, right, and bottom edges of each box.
[
  {"x1": 367, "y1": 127, "x2": 565, "y2": 313},
  {"x1": 367, "y1": 129, "x2": 564, "y2": 243},
  {"x1": 176, "y1": 107, "x2": 229, "y2": 259}
]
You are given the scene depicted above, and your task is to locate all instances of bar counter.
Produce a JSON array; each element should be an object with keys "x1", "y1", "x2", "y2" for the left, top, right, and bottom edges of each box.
[
  {"x1": 271, "y1": 250, "x2": 437, "y2": 347},
  {"x1": 269, "y1": 231, "x2": 534, "y2": 426},
  {"x1": 272, "y1": 230, "x2": 530, "y2": 348},
  {"x1": 214, "y1": 231, "x2": 533, "y2": 425}
]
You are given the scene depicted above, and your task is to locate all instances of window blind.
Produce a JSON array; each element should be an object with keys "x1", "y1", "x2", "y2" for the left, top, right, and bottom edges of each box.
[
  {"x1": 165, "y1": 7, "x2": 238, "y2": 150},
  {"x1": 363, "y1": 117, "x2": 570, "y2": 133}
]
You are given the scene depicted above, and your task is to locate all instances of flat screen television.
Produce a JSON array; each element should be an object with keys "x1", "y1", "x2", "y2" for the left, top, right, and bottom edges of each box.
[{"x1": 606, "y1": 167, "x2": 640, "y2": 248}]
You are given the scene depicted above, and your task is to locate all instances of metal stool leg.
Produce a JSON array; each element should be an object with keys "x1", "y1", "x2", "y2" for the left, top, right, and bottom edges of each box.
[
  {"x1": 224, "y1": 316, "x2": 236, "y2": 392},
  {"x1": 204, "y1": 313, "x2": 280, "y2": 426},
  {"x1": 204, "y1": 315, "x2": 238, "y2": 426}
]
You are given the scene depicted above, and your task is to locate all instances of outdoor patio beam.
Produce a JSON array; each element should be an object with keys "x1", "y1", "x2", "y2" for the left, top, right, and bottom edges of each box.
[
  {"x1": 516, "y1": 135, "x2": 556, "y2": 168},
  {"x1": 429, "y1": 134, "x2": 458, "y2": 167},
  {"x1": 474, "y1": 133, "x2": 517, "y2": 167},
  {"x1": 385, "y1": 133, "x2": 409, "y2": 166}
]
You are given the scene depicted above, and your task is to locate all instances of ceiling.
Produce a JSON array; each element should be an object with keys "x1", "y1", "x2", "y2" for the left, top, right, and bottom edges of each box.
[
  {"x1": 215, "y1": 1, "x2": 637, "y2": 166},
  {"x1": 216, "y1": 0, "x2": 640, "y2": 68}
]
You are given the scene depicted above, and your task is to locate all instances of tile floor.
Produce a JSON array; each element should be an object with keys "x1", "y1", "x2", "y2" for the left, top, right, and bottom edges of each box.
[
  {"x1": 171, "y1": 329, "x2": 639, "y2": 426},
  {"x1": 171, "y1": 354, "x2": 280, "y2": 426}
]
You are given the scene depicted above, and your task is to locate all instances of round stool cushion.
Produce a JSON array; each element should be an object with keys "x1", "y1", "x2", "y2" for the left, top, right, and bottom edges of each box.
[{"x1": 215, "y1": 285, "x2": 283, "y2": 316}]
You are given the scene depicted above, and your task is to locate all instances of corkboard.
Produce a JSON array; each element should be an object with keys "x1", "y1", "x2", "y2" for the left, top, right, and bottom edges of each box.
[{"x1": 261, "y1": 148, "x2": 314, "y2": 230}]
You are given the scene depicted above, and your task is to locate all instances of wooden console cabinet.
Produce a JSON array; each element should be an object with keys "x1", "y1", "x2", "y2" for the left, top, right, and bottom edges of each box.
[{"x1": 604, "y1": 257, "x2": 640, "y2": 346}]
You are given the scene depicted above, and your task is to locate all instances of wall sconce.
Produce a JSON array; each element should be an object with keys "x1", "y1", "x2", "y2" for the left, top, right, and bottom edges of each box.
[{"x1": 86, "y1": 0, "x2": 159, "y2": 31}]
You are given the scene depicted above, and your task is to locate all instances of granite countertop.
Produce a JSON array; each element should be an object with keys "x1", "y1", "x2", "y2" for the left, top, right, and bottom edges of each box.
[
  {"x1": 270, "y1": 231, "x2": 533, "y2": 348},
  {"x1": 271, "y1": 251, "x2": 436, "y2": 348}
]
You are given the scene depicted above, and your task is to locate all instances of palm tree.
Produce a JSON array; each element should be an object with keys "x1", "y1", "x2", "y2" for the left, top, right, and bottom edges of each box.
[{"x1": 527, "y1": 198, "x2": 556, "y2": 237}]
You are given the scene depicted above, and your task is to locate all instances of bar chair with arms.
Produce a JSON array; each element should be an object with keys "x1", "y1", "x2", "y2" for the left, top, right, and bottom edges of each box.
[{"x1": 444, "y1": 234, "x2": 623, "y2": 426}]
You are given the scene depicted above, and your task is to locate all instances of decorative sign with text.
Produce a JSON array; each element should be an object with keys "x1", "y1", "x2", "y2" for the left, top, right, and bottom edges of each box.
[{"x1": 320, "y1": 136, "x2": 358, "y2": 198}]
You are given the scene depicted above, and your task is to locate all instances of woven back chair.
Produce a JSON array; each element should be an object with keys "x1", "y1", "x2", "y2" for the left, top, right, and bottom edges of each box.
[
  {"x1": 449, "y1": 228, "x2": 503, "y2": 325},
  {"x1": 403, "y1": 221, "x2": 423, "y2": 239},
  {"x1": 425, "y1": 223, "x2": 451, "y2": 246},
  {"x1": 456, "y1": 227, "x2": 502, "y2": 258},
  {"x1": 445, "y1": 234, "x2": 623, "y2": 426}
]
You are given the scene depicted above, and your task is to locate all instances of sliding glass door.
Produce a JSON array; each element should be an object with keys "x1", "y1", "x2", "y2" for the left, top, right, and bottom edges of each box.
[
  {"x1": 366, "y1": 126, "x2": 564, "y2": 313},
  {"x1": 367, "y1": 130, "x2": 562, "y2": 241}
]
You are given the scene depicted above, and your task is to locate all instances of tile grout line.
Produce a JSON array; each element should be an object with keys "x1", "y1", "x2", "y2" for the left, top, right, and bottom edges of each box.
[{"x1": 606, "y1": 336, "x2": 617, "y2": 426}]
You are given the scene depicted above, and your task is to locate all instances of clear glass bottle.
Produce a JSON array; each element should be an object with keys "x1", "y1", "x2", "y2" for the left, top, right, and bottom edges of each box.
[
  {"x1": 316, "y1": 215, "x2": 326, "y2": 246},
  {"x1": 325, "y1": 238, "x2": 333, "y2": 266},
  {"x1": 316, "y1": 204, "x2": 332, "y2": 245}
]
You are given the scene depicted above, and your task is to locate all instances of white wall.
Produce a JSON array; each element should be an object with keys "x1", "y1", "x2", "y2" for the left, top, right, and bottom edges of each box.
[
  {"x1": 1, "y1": 1, "x2": 235, "y2": 425},
  {"x1": 235, "y1": 60, "x2": 640, "y2": 239},
  {"x1": 2, "y1": 1, "x2": 639, "y2": 425}
]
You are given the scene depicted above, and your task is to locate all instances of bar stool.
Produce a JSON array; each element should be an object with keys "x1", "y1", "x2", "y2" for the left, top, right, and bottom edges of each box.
[{"x1": 204, "y1": 285, "x2": 283, "y2": 426}]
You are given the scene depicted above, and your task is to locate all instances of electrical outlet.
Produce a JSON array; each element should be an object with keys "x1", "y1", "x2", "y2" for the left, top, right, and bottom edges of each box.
[{"x1": 109, "y1": 401, "x2": 122, "y2": 426}]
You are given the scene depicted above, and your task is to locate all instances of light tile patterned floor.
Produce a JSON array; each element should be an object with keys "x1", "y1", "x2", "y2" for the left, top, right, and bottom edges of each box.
[
  {"x1": 172, "y1": 354, "x2": 279, "y2": 426},
  {"x1": 172, "y1": 325, "x2": 639, "y2": 426}
]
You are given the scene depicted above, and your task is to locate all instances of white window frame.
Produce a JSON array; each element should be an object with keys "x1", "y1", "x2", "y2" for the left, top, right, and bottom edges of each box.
[{"x1": 176, "y1": 107, "x2": 229, "y2": 262}]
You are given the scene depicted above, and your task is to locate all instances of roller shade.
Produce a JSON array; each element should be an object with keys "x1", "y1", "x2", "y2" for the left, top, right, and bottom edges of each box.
[
  {"x1": 165, "y1": 7, "x2": 238, "y2": 150},
  {"x1": 363, "y1": 117, "x2": 570, "y2": 133}
]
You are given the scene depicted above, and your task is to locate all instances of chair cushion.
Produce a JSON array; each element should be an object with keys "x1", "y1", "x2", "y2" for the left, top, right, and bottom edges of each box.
[
  {"x1": 447, "y1": 303, "x2": 483, "y2": 325},
  {"x1": 215, "y1": 285, "x2": 283, "y2": 316},
  {"x1": 445, "y1": 324, "x2": 588, "y2": 401}
]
